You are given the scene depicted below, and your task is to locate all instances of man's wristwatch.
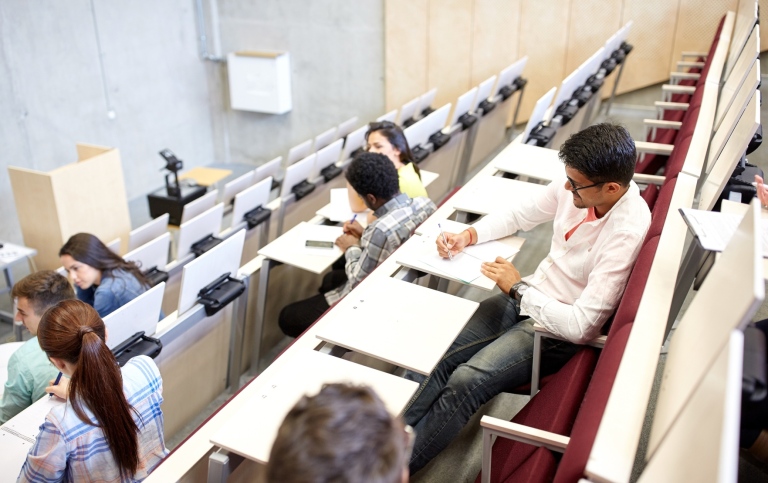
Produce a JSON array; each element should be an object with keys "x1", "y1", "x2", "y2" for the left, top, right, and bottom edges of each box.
[{"x1": 509, "y1": 281, "x2": 529, "y2": 301}]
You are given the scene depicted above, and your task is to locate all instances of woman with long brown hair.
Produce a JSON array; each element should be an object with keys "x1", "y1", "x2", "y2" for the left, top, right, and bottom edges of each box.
[
  {"x1": 17, "y1": 300, "x2": 168, "y2": 482},
  {"x1": 59, "y1": 233, "x2": 150, "y2": 318}
]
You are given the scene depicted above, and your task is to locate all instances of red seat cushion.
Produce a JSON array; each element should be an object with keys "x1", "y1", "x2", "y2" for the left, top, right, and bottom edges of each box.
[
  {"x1": 647, "y1": 178, "x2": 677, "y2": 240},
  {"x1": 553, "y1": 323, "x2": 634, "y2": 483},
  {"x1": 474, "y1": 348, "x2": 598, "y2": 483},
  {"x1": 500, "y1": 447, "x2": 557, "y2": 483}
]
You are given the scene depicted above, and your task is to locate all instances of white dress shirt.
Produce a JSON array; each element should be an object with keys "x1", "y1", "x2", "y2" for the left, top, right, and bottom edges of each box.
[{"x1": 473, "y1": 176, "x2": 651, "y2": 344}]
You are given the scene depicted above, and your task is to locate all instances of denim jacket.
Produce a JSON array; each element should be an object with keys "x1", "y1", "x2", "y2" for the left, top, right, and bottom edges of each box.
[{"x1": 76, "y1": 269, "x2": 147, "y2": 318}]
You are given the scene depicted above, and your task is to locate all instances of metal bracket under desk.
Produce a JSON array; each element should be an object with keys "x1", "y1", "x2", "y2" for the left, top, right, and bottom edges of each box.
[
  {"x1": 249, "y1": 258, "x2": 283, "y2": 374},
  {"x1": 208, "y1": 449, "x2": 244, "y2": 483},
  {"x1": 508, "y1": 83, "x2": 527, "y2": 141},
  {"x1": 227, "y1": 275, "x2": 250, "y2": 392},
  {"x1": 667, "y1": 236, "x2": 709, "y2": 338},
  {"x1": 453, "y1": 120, "x2": 481, "y2": 187},
  {"x1": 603, "y1": 58, "x2": 627, "y2": 117}
]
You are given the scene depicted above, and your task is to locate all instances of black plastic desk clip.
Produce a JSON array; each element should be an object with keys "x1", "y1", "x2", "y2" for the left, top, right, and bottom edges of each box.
[
  {"x1": 320, "y1": 163, "x2": 343, "y2": 182},
  {"x1": 458, "y1": 112, "x2": 478, "y2": 130},
  {"x1": 190, "y1": 234, "x2": 223, "y2": 258},
  {"x1": 197, "y1": 272, "x2": 246, "y2": 316},
  {"x1": 428, "y1": 130, "x2": 451, "y2": 151},
  {"x1": 412, "y1": 145, "x2": 430, "y2": 164},
  {"x1": 244, "y1": 205, "x2": 271, "y2": 229},
  {"x1": 291, "y1": 180, "x2": 316, "y2": 200},
  {"x1": 143, "y1": 266, "x2": 169, "y2": 287},
  {"x1": 112, "y1": 331, "x2": 162, "y2": 367},
  {"x1": 478, "y1": 99, "x2": 497, "y2": 115}
]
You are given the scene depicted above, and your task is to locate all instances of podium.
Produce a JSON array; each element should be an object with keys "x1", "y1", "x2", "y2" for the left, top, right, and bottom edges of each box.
[{"x1": 8, "y1": 143, "x2": 131, "y2": 270}]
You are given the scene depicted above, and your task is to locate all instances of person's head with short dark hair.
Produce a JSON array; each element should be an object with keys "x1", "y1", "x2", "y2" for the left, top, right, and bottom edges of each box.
[
  {"x1": 11, "y1": 270, "x2": 75, "y2": 335},
  {"x1": 345, "y1": 152, "x2": 401, "y2": 211},
  {"x1": 558, "y1": 123, "x2": 636, "y2": 186},
  {"x1": 558, "y1": 123, "x2": 637, "y2": 216},
  {"x1": 266, "y1": 383, "x2": 411, "y2": 483}
]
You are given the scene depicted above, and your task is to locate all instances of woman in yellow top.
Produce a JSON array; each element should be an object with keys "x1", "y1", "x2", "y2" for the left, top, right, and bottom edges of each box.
[{"x1": 348, "y1": 121, "x2": 428, "y2": 221}]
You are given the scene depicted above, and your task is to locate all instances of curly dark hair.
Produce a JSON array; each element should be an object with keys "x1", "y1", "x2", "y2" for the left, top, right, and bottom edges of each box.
[
  {"x1": 345, "y1": 152, "x2": 400, "y2": 201},
  {"x1": 558, "y1": 123, "x2": 636, "y2": 186}
]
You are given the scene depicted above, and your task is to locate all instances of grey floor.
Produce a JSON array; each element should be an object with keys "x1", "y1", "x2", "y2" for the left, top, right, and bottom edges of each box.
[{"x1": 2, "y1": 58, "x2": 768, "y2": 482}]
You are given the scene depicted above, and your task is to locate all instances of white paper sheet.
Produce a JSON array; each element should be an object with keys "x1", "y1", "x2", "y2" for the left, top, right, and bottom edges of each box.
[{"x1": 680, "y1": 208, "x2": 768, "y2": 256}]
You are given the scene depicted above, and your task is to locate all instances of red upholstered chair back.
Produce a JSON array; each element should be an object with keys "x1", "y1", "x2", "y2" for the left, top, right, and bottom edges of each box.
[
  {"x1": 640, "y1": 183, "x2": 659, "y2": 210},
  {"x1": 553, "y1": 323, "x2": 634, "y2": 483},
  {"x1": 474, "y1": 348, "x2": 598, "y2": 483}
]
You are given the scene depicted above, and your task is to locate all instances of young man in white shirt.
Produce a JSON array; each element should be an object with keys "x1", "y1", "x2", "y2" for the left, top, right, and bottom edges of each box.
[{"x1": 403, "y1": 123, "x2": 652, "y2": 473}]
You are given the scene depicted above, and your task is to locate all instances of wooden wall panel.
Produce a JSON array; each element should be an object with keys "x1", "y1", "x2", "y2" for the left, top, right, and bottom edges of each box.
[
  {"x1": 428, "y1": 0, "x2": 474, "y2": 108},
  {"x1": 470, "y1": 0, "x2": 522, "y2": 87},
  {"x1": 565, "y1": 0, "x2": 622, "y2": 76},
  {"x1": 617, "y1": 0, "x2": 681, "y2": 94},
  {"x1": 385, "y1": 0, "x2": 429, "y2": 110},
  {"x1": 384, "y1": 0, "x2": 755, "y2": 124},
  {"x1": 517, "y1": 0, "x2": 571, "y2": 119},
  {"x1": 670, "y1": 0, "x2": 737, "y2": 73}
]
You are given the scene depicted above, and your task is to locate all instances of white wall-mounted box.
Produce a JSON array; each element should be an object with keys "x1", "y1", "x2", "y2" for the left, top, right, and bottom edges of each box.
[{"x1": 227, "y1": 51, "x2": 292, "y2": 114}]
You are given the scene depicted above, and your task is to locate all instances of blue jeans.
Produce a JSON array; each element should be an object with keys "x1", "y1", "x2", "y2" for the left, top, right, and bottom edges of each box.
[{"x1": 403, "y1": 293, "x2": 580, "y2": 473}]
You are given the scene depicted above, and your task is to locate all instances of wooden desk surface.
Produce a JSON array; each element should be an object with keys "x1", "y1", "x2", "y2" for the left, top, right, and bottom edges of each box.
[
  {"x1": 314, "y1": 276, "x2": 479, "y2": 375},
  {"x1": 209, "y1": 349, "x2": 418, "y2": 463}
]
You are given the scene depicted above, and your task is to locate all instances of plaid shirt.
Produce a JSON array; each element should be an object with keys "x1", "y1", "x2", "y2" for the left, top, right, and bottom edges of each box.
[
  {"x1": 18, "y1": 356, "x2": 169, "y2": 483},
  {"x1": 325, "y1": 194, "x2": 436, "y2": 305}
]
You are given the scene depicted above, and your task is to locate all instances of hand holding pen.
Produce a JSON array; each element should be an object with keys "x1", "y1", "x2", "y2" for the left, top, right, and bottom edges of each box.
[{"x1": 46, "y1": 372, "x2": 69, "y2": 400}]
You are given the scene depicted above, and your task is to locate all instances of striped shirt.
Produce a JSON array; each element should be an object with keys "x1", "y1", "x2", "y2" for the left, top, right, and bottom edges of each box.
[
  {"x1": 325, "y1": 193, "x2": 436, "y2": 305},
  {"x1": 18, "y1": 356, "x2": 168, "y2": 483}
]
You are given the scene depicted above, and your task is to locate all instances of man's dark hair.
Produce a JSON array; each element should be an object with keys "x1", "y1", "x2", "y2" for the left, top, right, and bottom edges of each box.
[
  {"x1": 345, "y1": 152, "x2": 400, "y2": 201},
  {"x1": 11, "y1": 270, "x2": 75, "y2": 316},
  {"x1": 558, "y1": 123, "x2": 636, "y2": 186},
  {"x1": 266, "y1": 383, "x2": 408, "y2": 483}
]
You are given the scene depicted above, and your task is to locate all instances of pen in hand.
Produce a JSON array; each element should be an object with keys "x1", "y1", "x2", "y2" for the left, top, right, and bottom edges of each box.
[
  {"x1": 438, "y1": 223, "x2": 453, "y2": 260},
  {"x1": 49, "y1": 372, "x2": 63, "y2": 398}
]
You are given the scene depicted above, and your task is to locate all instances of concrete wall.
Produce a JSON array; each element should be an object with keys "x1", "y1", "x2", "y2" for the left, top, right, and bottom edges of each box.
[
  {"x1": 215, "y1": 0, "x2": 385, "y2": 165},
  {"x1": 0, "y1": 0, "x2": 217, "y2": 244},
  {"x1": 0, "y1": 0, "x2": 385, "y2": 246}
]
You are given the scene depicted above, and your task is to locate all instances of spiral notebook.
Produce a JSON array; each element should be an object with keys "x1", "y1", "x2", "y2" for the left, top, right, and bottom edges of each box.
[{"x1": 0, "y1": 396, "x2": 64, "y2": 480}]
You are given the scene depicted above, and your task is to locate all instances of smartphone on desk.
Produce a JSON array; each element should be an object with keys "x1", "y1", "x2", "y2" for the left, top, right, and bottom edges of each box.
[{"x1": 305, "y1": 240, "x2": 335, "y2": 249}]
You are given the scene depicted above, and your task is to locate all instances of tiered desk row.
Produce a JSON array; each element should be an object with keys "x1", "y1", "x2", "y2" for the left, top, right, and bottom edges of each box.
[{"x1": 3, "y1": 7, "x2": 754, "y2": 482}]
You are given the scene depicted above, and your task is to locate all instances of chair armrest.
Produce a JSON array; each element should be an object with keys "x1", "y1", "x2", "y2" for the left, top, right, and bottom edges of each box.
[
  {"x1": 530, "y1": 323, "x2": 605, "y2": 396},
  {"x1": 654, "y1": 101, "x2": 689, "y2": 111},
  {"x1": 481, "y1": 416, "x2": 570, "y2": 452},
  {"x1": 676, "y1": 61, "x2": 705, "y2": 69},
  {"x1": 480, "y1": 416, "x2": 569, "y2": 483},
  {"x1": 632, "y1": 173, "x2": 666, "y2": 186},
  {"x1": 643, "y1": 119, "x2": 682, "y2": 129},
  {"x1": 680, "y1": 51, "x2": 707, "y2": 60},
  {"x1": 661, "y1": 84, "x2": 696, "y2": 94},
  {"x1": 533, "y1": 323, "x2": 606, "y2": 348},
  {"x1": 669, "y1": 72, "x2": 701, "y2": 85},
  {"x1": 661, "y1": 84, "x2": 695, "y2": 102},
  {"x1": 635, "y1": 141, "x2": 674, "y2": 156}
]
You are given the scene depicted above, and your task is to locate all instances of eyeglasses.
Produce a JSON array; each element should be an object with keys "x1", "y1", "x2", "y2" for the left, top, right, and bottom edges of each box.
[{"x1": 566, "y1": 176, "x2": 605, "y2": 192}]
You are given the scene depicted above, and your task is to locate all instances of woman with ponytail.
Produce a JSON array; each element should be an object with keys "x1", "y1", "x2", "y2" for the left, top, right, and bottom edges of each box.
[
  {"x1": 59, "y1": 233, "x2": 150, "y2": 318},
  {"x1": 17, "y1": 300, "x2": 168, "y2": 482}
]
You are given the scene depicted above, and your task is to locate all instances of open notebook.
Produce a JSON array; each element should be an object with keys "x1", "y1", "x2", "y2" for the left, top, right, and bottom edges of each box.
[{"x1": 0, "y1": 395, "x2": 64, "y2": 479}]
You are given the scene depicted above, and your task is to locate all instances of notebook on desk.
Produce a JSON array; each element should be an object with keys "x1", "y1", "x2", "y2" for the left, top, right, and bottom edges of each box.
[
  {"x1": 0, "y1": 396, "x2": 64, "y2": 478},
  {"x1": 679, "y1": 208, "x2": 768, "y2": 256}
]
